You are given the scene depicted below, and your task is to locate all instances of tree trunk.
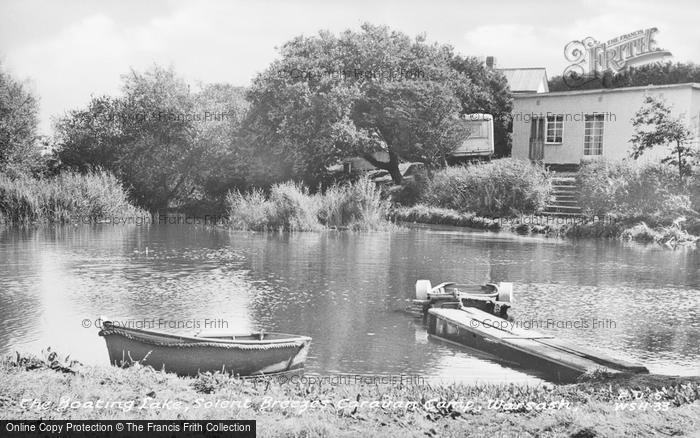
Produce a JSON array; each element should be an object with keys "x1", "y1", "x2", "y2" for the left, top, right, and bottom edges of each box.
[{"x1": 362, "y1": 151, "x2": 403, "y2": 184}]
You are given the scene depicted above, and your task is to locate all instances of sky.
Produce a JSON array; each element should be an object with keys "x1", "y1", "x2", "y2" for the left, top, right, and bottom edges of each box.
[{"x1": 2, "y1": 0, "x2": 700, "y2": 135}]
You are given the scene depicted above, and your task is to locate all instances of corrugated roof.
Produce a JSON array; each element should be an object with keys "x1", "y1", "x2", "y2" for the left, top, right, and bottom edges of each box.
[{"x1": 498, "y1": 68, "x2": 548, "y2": 93}]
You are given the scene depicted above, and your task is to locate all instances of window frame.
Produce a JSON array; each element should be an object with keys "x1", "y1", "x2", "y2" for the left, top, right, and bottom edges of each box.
[
  {"x1": 583, "y1": 113, "x2": 605, "y2": 156},
  {"x1": 544, "y1": 114, "x2": 564, "y2": 144}
]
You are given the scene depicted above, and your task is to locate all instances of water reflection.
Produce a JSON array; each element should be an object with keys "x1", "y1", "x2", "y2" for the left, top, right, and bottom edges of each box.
[{"x1": 0, "y1": 224, "x2": 698, "y2": 382}]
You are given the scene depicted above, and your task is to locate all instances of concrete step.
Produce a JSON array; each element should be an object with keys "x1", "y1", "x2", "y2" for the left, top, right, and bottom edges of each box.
[
  {"x1": 544, "y1": 205, "x2": 582, "y2": 213},
  {"x1": 540, "y1": 211, "x2": 584, "y2": 217}
]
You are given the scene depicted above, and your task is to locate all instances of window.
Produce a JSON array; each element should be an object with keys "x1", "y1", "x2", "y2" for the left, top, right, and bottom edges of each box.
[
  {"x1": 584, "y1": 114, "x2": 605, "y2": 155},
  {"x1": 545, "y1": 114, "x2": 563, "y2": 143},
  {"x1": 466, "y1": 120, "x2": 487, "y2": 138}
]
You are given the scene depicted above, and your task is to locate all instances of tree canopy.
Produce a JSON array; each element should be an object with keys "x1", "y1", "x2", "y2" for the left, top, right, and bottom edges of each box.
[
  {"x1": 243, "y1": 24, "x2": 512, "y2": 185},
  {"x1": 0, "y1": 62, "x2": 41, "y2": 175},
  {"x1": 55, "y1": 66, "x2": 247, "y2": 211}
]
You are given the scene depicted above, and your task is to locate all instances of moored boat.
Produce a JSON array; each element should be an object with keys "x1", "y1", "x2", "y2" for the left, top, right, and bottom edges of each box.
[
  {"x1": 408, "y1": 280, "x2": 513, "y2": 318},
  {"x1": 98, "y1": 318, "x2": 311, "y2": 376}
]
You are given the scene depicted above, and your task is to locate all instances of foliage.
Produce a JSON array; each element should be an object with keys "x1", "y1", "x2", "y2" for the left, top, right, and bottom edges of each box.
[
  {"x1": 5, "y1": 348, "x2": 82, "y2": 374},
  {"x1": 393, "y1": 204, "x2": 501, "y2": 230},
  {"x1": 317, "y1": 177, "x2": 391, "y2": 230},
  {"x1": 243, "y1": 24, "x2": 512, "y2": 185},
  {"x1": 690, "y1": 171, "x2": 700, "y2": 213},
  {"x1": 0, "y1": 62, "x2": 42, "y2": 175},
  {"x1": 630, "y1": 96, "x2": 696, "y2": 181},
  {"x1": 0, "y1": 169, "x2": 147, "y2": 226},
  {"x1": 576, "y1": 160, "x2": 693, "y2": 223},
  {"x1": 423, "y1": 158, "x2": 552, "y2": 216},
  {"x1": 387, "y1": 174, "x2": 429, "y2": 207},
  {"x1": 54, "y1": 66, "x2": 248, "y2": 211},
  {"x1": 227, "y1": 178, "x2": 391, "y2": 231},
  {"x1": 549, "y1": 61, "x2": 700, "y2": 91}
]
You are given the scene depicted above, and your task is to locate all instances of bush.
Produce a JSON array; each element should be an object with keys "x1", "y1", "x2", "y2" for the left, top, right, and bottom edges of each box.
[
  {"x1": 577, "y1": 160, "x2": 693, "y2": 224},
  {"x1": 0, "y1": 170, "x2": 147, "y2": 226},
  {"x1": 690, "y1": 172, "x2": 700, "y2": 214},
  {"x1": 227, "y1": 178, "x2": 391, "y2": 231},
  {"x1": 388, "y1": 174, "x2": 429, "y2": 207},
  {"x1": 423, "y1": 159, "x2": 552, "y2": 216}
]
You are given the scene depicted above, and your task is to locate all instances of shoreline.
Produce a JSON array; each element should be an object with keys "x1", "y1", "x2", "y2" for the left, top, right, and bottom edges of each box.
[
  {"x1": 392, "y1": 205, "x2": 700, "y2": 248},
  {"x1": 3, "y1": 208, "x2": 700, "y2": 249},
  {"x1": 2, "y1": 353, "x2": 699, "y2": 437}
]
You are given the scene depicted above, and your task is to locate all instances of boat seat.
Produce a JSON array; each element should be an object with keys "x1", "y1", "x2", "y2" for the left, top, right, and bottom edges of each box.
[{"x1": 195, "y1": 329, "x2": 236, "y2": 340}]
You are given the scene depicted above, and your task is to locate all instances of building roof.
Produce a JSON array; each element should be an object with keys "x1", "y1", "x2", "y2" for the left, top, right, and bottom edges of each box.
[
  {"x1": 497, "y1": 68, "x2": 549, "y2": 93},
  {"x1": 513, "y1": 82, "x2": 700, "y2": 99}
]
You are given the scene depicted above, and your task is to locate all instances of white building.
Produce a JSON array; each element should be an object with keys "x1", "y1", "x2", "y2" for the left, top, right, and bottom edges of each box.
[{"x1": 511, "y1": 83, "x2": 700, "y2": 166}]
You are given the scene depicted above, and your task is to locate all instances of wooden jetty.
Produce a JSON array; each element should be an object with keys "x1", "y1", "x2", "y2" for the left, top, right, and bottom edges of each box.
[{"x1": 412, "y1": 281, "x2": 648, "y2": 382}]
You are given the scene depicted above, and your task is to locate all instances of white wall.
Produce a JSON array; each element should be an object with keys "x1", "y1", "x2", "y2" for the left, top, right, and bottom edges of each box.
[{"x1": 512, "y1": 85, "x2": 700, "y2": 165}]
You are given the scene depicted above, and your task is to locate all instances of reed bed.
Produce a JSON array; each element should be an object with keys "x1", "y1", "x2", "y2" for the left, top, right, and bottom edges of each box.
[
  {"x1": 0, "y1": 170, "x2": 147, "y2": 226},
  {"x1": 226, "y1": 178, "x2": 393, "y2": 231}
]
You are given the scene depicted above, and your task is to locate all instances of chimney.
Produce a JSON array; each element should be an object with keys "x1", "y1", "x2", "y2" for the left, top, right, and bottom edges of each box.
[{"x1": 485, "y1": 56, "x2": 497, "y2": 69}]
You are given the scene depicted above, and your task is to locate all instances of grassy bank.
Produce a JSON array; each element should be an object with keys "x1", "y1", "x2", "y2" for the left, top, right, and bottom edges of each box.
[
  {"x1": 2, "y1": 352, "x2": 699, "y2": 437},
  {"x1": 0, "y1": 170, "x2": 148, "y2": 226},
  {"x1": 227, "y1": 178, "x2": 393, "y2": 231}
]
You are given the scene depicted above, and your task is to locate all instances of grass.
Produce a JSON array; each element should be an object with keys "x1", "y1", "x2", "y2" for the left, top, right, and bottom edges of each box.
[
  {"x1": 227, "y1": 178, "x2": 394, "y2": 231},
  {"x1": 392, "y1": 205, "x2": 502, "y2": 231},
  {"x1": 2, "y1": 351, "x2": 700, "y2": 437},
  {"x1": 0, "y1": 170, "x2": 148, "y2": 226}
]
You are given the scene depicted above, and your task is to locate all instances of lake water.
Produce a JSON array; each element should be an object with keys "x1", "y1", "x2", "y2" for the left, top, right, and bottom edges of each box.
[{"x1": 1, "y1": 224, "x2": 698, "y2": 383}]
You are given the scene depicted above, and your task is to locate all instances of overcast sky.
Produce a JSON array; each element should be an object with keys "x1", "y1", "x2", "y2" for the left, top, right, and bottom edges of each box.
[{"x1": 2, "y1": 0, "x2": 699, "y2": 135}]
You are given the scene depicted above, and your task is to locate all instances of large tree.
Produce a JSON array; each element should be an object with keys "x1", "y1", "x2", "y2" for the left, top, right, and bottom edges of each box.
[
  {"x1": 55, "y1": 66, "x2": 247, "y2": 211},
  {"x1": 243, "y1": 24, "x2": 512, "y2": 185},
  {"x1": 0, "y1": 62, "x2": 41, "y2": 175}
]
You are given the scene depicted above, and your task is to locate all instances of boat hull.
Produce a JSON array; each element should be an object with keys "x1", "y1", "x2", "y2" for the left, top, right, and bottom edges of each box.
[{"x1": 99, "y1": 324, "x2": 311, "y2": 376}]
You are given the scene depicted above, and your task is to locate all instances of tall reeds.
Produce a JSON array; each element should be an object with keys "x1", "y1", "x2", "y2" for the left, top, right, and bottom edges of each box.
[
  {"x1": 0, "y1": 170, "x2": 147, "y2": 226},
  {"x1": 226, "y1": 178, "x2": 392, "y2": 231}
]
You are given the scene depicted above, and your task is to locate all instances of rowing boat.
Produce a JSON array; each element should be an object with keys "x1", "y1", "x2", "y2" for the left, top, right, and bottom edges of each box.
[{"x1": 98, "y1": 318, "x2": 311, "y2": 376}]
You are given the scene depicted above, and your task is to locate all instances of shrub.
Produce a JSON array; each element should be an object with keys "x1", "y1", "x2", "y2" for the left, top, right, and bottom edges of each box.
[
  {"x1": 690, "y1": 171, "x2": 700, "y2": 213},
  {"x1": 0, "y1": 170, "x2": 146, "y2": 226},
  {"x1": 388, "y1": 174, "x2": 429, "y2": 207},
  {"x1": 423, "y1": 159, "x2": 552, "y2": 216},
  {"x1": 577, "y1": 160, "x2": 693, "y2": 224}
]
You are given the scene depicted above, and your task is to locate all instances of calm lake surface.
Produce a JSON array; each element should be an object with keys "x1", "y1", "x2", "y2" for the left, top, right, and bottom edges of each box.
[{"x1": 1, "y1": 224, "x2": 698, "y2": 383}]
